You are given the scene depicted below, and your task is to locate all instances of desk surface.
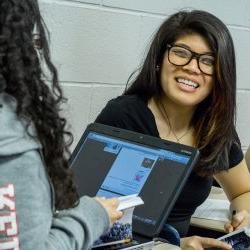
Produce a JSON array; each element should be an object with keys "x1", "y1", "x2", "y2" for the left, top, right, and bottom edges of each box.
[{"x1": 190, "y1": 187, "x2": 227, "y2": 232}]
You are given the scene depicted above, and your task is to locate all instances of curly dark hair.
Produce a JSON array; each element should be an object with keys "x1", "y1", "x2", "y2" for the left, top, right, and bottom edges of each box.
[{"x1": 0, "y1": 0, "x2": 78, "y2": 209}]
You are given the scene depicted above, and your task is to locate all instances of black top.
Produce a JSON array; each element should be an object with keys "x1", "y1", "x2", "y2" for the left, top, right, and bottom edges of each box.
[{"x1": 95, "y1": 95, "x2": 243, "y2": 236}]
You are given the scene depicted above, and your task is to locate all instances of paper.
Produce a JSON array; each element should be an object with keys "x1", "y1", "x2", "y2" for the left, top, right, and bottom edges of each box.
[
  {"x1": 93, "y1": 195, "x2": 144, "y2": 248},
  {"x1": 192, "y1": 198, "x2": 230, "y2": 222},
  {"x1": 217, "y1": 226, "x2": 250, "y2": 250}
]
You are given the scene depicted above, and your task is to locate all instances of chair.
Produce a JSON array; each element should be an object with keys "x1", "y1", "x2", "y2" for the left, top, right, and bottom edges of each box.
[{"x1": 158, "y1": 224, "x2": 180, "y2": 246}]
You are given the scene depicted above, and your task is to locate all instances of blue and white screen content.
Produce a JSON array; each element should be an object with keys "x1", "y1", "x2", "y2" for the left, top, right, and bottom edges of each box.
[
  {"x1": 80, "y1": 132, "x2": 190, "y2": 198},
  {"x1": 97, "y1": 142, "x2": 158, "y2": 197},
  {"x1": 71, "y1": 131, "x2": 192, "y2": 230}
]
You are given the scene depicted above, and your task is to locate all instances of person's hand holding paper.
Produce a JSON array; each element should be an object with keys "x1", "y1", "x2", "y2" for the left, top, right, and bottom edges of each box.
[{"x1": 95, "y1": 197, "x2": 123, "y2": 224}]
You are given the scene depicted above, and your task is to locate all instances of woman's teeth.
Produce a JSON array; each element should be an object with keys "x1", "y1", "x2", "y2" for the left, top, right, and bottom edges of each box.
[{"x1": 177, "y1": 78, "x2": 199, "y2": 88}]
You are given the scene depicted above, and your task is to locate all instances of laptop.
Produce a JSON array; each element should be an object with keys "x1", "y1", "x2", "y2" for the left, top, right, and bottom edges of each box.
[{"x1": 69, "y1": 123, "x2": 199, "y2": 249}]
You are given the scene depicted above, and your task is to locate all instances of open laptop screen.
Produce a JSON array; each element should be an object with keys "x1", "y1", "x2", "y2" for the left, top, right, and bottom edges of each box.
[{"x1": 70, "y1": 123, "x2": 199, "y2": 238}]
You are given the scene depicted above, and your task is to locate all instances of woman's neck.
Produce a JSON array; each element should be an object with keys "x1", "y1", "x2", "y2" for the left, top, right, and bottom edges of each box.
[
  {"x1": 148, "y1": 96, "x2": 196, "y2": 145},
  {"x1": 156, "y1": 96, "x2": 195, "y2": 131}
]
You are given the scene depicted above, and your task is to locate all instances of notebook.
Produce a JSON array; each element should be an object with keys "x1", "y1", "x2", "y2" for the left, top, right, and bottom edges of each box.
[{"x1": 69, "y1": 123, "x2": 199, "y2": 249}]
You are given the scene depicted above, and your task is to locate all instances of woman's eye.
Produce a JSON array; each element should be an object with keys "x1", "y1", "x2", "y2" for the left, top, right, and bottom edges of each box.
[
  {"x1": 173, "y1": 49, "x2": 190, "y2": 58},
  {"x1": 201, "y1": 57, "x2": 215, "y2": 66}
]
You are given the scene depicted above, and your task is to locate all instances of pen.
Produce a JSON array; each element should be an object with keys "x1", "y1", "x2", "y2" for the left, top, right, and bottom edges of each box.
[{"x1": 231, "y1": 209, "x2": 236, "y2": 220}]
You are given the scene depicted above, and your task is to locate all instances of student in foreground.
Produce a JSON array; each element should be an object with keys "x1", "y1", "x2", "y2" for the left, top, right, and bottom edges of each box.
[
  {"x1": 0, "y1": 0, "x2": 122, "y2": 249},
  {"x1": 95, "y1": 9, "x2": 250, "y2": 249}
]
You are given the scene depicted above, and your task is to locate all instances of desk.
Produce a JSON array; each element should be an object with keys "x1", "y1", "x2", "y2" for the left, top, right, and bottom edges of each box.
[{"x1": 190, "y1": 187, "x2": 227, "y2": 232}]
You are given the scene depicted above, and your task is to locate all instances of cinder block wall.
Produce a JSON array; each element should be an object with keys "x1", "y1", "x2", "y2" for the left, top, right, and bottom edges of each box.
[{"x1": 40, "y1": 0, "x2": 250, "y2": 151}]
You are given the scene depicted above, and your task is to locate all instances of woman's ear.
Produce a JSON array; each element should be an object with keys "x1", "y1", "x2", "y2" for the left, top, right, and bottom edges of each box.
[
  {"x1": 32, "y1": 23, "x2": 42, "y2": 50},
  {"x1": 33, "y1": 33, "x2": 42, "y2": 50}
]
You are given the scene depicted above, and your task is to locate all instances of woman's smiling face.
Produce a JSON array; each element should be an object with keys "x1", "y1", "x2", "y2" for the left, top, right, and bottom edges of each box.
[{"x1": 160, "y1": 32, "x2": 215, "y2": 107}]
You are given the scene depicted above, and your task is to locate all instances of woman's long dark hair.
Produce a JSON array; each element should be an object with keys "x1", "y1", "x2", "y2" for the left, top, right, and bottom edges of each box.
[
  {"x1": 125, "y1": 10, "x2": 238, "y2": 175},
  {"x1": 0, "y1": 0, "x2": 78, "y2": 209}
]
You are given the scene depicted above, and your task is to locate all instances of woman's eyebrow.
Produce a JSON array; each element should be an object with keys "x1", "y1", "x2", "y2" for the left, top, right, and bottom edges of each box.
[
  {"x1": 174, "y1": 42, "x2": 213, "y2": 54},
  {"x1": 174, "y1": 42, "x2": 191, "y2": 49}
]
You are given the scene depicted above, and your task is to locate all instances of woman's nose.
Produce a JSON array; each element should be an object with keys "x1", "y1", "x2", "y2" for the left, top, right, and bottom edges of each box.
[{"x1": 182, "y1": 58, "x2": 201, "y2": 74}]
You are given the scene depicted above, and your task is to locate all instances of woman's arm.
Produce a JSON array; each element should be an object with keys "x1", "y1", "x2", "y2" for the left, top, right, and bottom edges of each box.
[
  {"x1": 0, "y1": 150, "x2": 110, "y2": 250},
  {"x1": 245, "y1": 146, "x2": 250, "y2": 169},
  {"x1": 214, "y1": 159, "x2": 250, "y2": 232}
]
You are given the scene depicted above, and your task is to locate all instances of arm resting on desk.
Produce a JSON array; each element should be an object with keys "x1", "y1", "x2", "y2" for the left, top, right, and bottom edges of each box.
[{"x1": 214, "y1": 159, "x2": 250, "y2": 231}]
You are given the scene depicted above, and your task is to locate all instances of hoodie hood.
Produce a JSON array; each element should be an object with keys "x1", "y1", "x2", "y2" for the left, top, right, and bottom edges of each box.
[{"x1": 0, "y1": 93, "x2": 41, "y2": 156}]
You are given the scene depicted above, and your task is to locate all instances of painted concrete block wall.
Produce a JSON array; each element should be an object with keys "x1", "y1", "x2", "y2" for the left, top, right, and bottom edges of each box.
[{"x1": 40, "y1": 0, "x2": 250, "y2": 151}]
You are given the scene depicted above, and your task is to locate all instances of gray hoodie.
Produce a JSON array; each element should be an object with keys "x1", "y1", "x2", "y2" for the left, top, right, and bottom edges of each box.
[{"x1": 0, "y1": 93, "x2": 109, "y2": 250}]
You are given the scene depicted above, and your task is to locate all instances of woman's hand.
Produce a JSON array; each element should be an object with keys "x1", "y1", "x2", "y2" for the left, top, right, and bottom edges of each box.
[
  {"x1": 180, "y1": 236, "x2": 232, "y2": 250},
  {"x1": 95, "y1": 197, "x2": 123, "y2": 224},
  {"x1": 224, "y1": 210, "x2": 250, "y2": 232}
]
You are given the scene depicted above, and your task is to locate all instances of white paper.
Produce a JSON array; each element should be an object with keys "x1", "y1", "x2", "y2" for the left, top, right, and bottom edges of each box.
[
  {"x1": 192, "y1": 198, "x2": 230, "y2": 222},
  {"x1": 217, "y1": 226, "x2": 250, "y2": 249},
  {"x1": 117, "y1": 194, "x2": 144, "y2": 211}
]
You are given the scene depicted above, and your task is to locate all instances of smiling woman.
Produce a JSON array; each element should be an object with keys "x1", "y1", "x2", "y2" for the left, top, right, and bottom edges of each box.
[{"x1": 94, "y1": 9, "x2": 250, "y2": 250}]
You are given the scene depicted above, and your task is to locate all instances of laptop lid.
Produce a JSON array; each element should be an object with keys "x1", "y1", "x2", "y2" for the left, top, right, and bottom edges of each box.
[{"x1": 69, "y1": 123, "x2": 199, "y2": 238}]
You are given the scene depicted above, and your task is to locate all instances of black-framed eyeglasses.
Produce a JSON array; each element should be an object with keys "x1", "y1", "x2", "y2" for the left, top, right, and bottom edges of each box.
[{"x1": 167, "y1": 44, "x2": 215, "y2": 75}]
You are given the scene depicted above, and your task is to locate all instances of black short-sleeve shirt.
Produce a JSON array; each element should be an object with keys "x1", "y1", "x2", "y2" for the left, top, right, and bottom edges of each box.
[{"x1": 95, "y1": 95, "x2": 243, "y2": 236}]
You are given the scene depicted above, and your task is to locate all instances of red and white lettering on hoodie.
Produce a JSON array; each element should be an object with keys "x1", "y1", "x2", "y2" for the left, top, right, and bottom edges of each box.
[{"x1": 0, "y1": 184, "x2": 19, "y2": 250}]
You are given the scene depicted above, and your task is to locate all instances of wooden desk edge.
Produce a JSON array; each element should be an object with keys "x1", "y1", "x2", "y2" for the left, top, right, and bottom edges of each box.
[{"x1": 190, "y1": 217, "x2": 226, "y2": 233}]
